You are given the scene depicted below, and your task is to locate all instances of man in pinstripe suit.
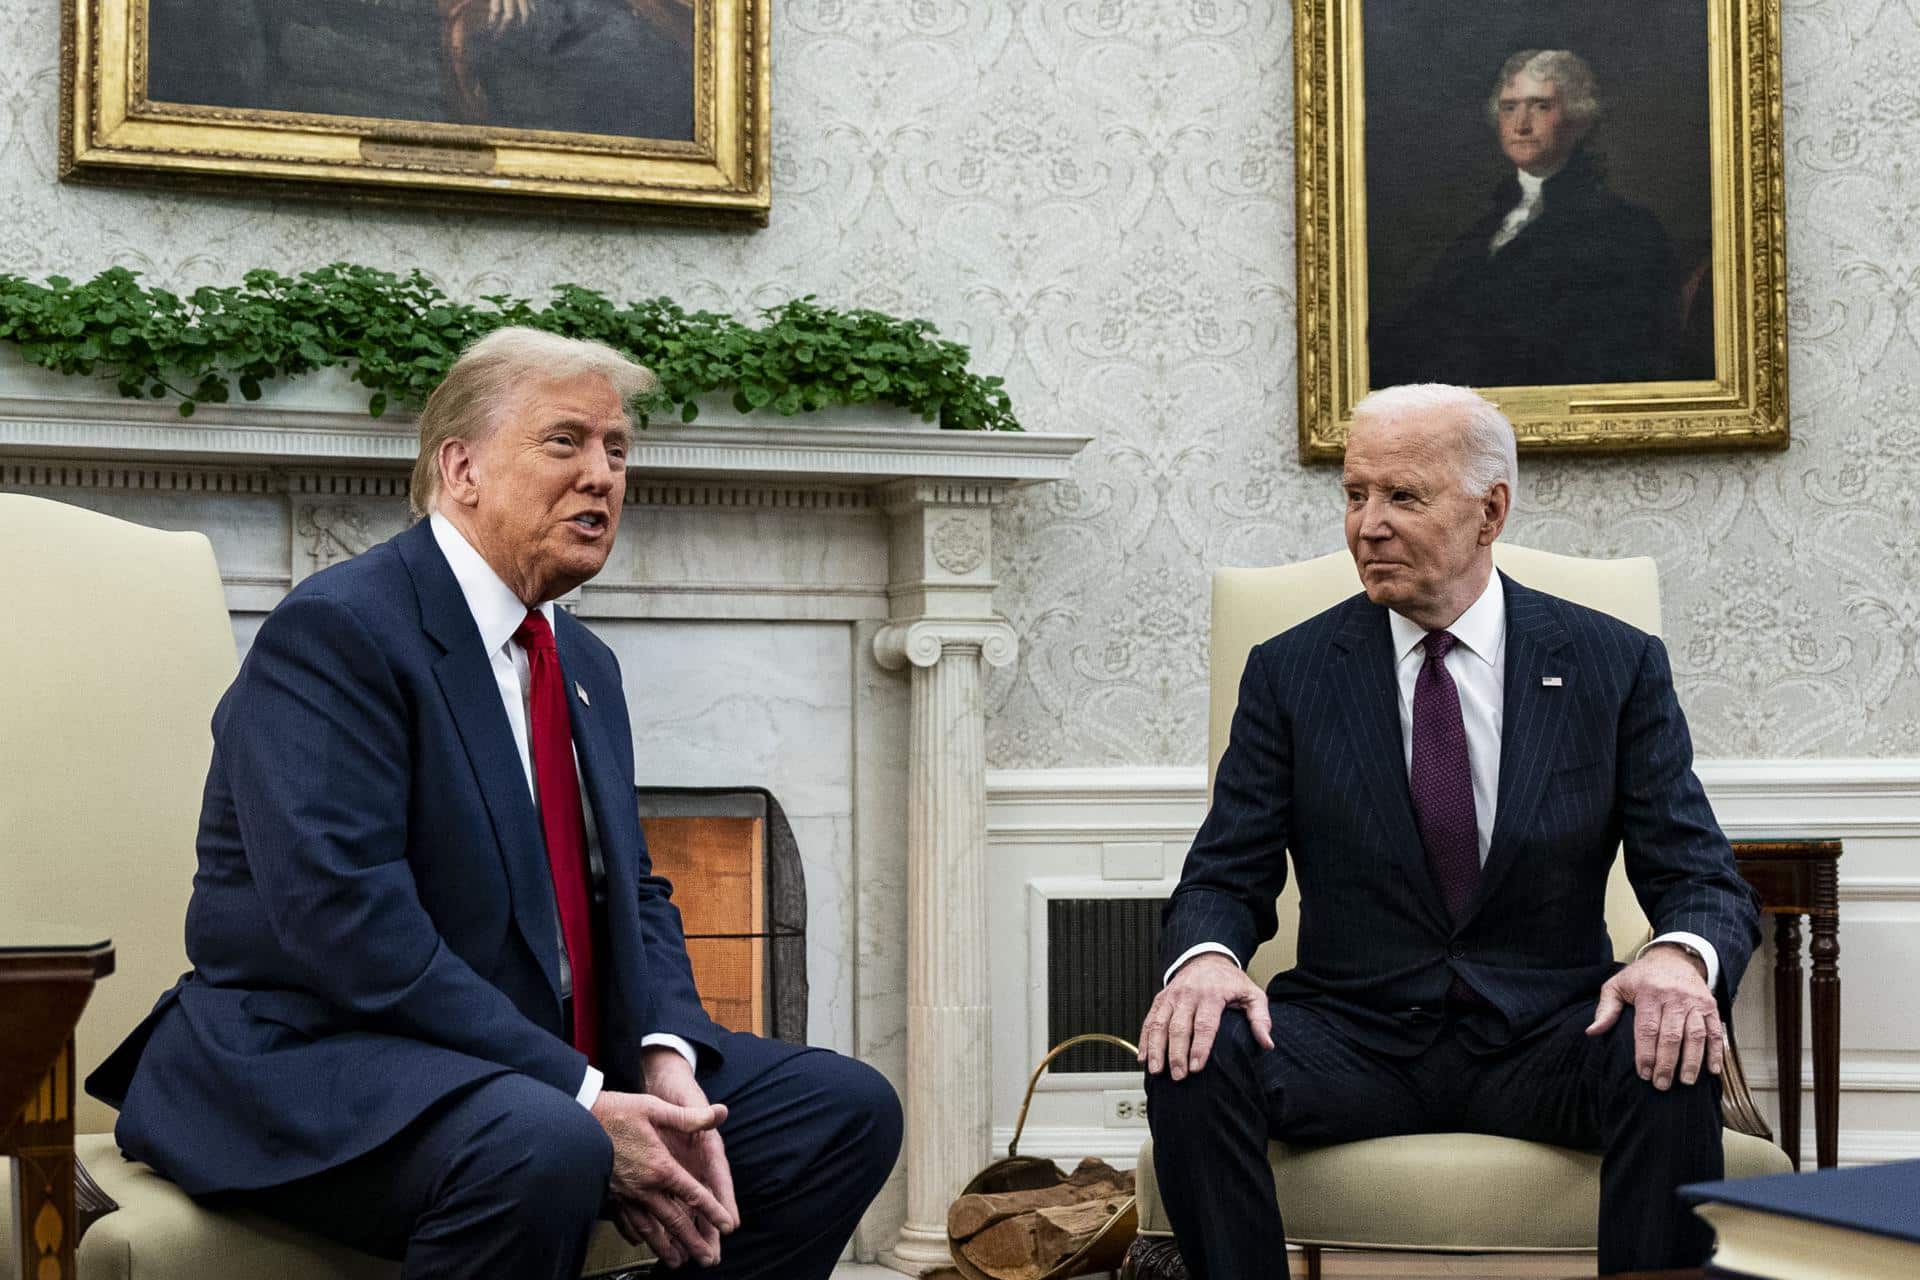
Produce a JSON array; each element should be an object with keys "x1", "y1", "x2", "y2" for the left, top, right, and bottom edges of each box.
[{"x1": 1139, "y1": 384, "x2": 1760, "y2": 1277}]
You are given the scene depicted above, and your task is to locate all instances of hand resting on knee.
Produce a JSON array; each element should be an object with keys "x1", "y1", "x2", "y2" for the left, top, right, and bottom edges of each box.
[
  {"x1": 1585, "y1": 941, "x2": 1724, "y2": 1091},
  {"x1": 1138, "y1": 952, "x2": 1274, "y2": 1080}
]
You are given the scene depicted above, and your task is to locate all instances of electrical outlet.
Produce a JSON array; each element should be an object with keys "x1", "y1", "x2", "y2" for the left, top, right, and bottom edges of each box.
[{"x1": 1103, "y1": 1090, "x2": 1150, "y2": 1127}]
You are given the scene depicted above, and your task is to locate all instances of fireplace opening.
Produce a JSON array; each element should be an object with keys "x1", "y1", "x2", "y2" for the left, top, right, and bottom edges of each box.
[{"x1": 635, "y1": 787, "x2": 808, "y2": 1044}]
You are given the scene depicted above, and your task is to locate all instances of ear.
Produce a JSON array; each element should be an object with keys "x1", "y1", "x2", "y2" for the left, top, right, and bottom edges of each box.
[
  {"x1": 1478, "y1": 481, "x2": 1511, "y2": 547},
  {"x1": 439, "y1": 438, "x2": 481, "y2": 510}
]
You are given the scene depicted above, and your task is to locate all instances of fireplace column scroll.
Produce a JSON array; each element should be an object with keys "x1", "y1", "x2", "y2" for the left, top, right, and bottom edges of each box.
[{"x1": 872, "y1": 481, "x2": 1016, "y2": 1273}]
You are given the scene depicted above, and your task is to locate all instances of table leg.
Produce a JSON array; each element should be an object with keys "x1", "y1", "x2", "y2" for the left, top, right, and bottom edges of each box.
[
  {"x1": 10, "y1": 1040, "x2": 77, "y2": 1280},
  {"x1": 1773, "y1": 914, "x2": 1803, "y2": 1170},
  {"x1": 1811, "y1": 870, "x2": 1841, "y2": 1169}
]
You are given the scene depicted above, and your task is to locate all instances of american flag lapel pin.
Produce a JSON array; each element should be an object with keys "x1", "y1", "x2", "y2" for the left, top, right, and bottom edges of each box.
[
  {"x1": 575, "y1": 682, "x2": 591, "y2": 706},
  {"x1": 1542, "y1": 676, "x2": 1563, "y2": 688}
]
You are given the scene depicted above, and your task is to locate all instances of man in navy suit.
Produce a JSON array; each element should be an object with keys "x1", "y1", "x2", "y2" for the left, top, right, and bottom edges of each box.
[
  {"x1": 88, "y1": 328, "x2": 901, "y2": 1278},
  {"x1": 1138, "y1": 384, "x2": 1759, "y2": 1277}
]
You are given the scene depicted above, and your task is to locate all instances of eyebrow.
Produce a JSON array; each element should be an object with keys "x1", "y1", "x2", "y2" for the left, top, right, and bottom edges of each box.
[
  {"x1": 1342, "y1": 477, "x2": 1429, "y2": 495},
  {"x1": 545, "y1": 414, "x2": 632, "y2": 446}
]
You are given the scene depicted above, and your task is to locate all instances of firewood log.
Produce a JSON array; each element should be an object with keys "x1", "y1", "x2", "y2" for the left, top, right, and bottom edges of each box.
[
  {"x1": 947, "y1": 1162, "x2": 1129, "y2": 1240},
  {"x1": 957, "y1": 1193, "x2": 1132, "y2": 1280}
]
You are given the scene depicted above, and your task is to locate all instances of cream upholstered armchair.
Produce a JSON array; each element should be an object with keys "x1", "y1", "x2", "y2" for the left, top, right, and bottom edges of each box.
[
  {"x1": 0, "y1": 494, "x2": 652, "y2": 1279},
  {"x1": 1127, "y1": 545, "x2": 1791, "y2": 1279}
]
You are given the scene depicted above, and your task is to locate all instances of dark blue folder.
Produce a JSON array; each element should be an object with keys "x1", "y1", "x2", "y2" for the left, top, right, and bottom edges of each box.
[{"x1": 1681, "y1": 1159, "x2": 1920, "y2": 1243}]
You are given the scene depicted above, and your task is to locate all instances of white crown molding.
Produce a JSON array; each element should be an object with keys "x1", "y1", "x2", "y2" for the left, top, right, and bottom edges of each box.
[
  {"x1": 1694, "y1": 759, "x2": 1920, "y2": 837},
  {"x1": 987, "y1": 760, "x2": 1920, "y2": 841},
  {"x1": 987, "y1": 765, "x2": 1211, "y2": 803}
]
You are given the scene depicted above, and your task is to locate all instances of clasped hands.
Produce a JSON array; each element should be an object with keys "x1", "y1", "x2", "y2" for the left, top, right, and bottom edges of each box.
[
  {"x1": 1140, "y1": 943, "x2": 1723, "y2": 1092},
  {"x1": 592, "y1": 1046, "x2": 739, "y2": 1269}
]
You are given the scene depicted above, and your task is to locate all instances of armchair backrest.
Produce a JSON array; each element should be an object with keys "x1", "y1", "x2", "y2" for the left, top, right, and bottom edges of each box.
[
  {"x1": 0, "y1": 495, "x2": 236, "y2": 1133},
  {"x1": 1205, "y1": 545, "x2": 1661, "y2": 987}
]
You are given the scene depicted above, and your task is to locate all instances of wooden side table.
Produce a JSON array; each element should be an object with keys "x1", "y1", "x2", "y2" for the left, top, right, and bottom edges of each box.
[
  {"x1": 0, "y1": 933, "x2": 114, "y2": 1280},
  {"x1": 1730, "y1": 840, "x2": 1840, "y2": 1170}
]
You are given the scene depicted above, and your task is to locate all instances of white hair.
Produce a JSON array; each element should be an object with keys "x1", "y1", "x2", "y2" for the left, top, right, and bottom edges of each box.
[
  {"x1": 411, "y1": 327, "x2": 657, "y2": 519},
  {"x1": 1487, "y1": 49, "x2": 1601, "y2": 134},
  {"x1": 1350, "y1": 383, "x2": 1518, "y2": 500}
]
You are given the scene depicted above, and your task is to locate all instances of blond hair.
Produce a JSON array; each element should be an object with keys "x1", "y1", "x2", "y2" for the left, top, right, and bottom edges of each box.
[{"x1": 409, "y1": 327, "x2": 658, "y2": 519}]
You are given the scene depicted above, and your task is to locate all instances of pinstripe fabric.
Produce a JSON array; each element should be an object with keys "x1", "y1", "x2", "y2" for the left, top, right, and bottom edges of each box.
[{"x1": 1161, "y1": 573, "x2": 1761, "y2": 1055}]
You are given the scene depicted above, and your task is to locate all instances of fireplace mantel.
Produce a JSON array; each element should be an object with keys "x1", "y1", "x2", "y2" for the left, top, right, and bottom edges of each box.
[
  {"x1": 0, "y1": 359, "x2": 1086, "y2": 487},
  {"x1": 0, "y1": 354, "x2": 1087, "y2": 1272}
]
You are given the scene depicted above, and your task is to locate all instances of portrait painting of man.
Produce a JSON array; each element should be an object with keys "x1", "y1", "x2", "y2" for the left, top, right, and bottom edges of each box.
[
  {"x1": 1362, "y1": 2, "x2": 1716, "y2": 391},
  {"x1": 144, "y1": 0, "x2": 697, "y2": 143}
]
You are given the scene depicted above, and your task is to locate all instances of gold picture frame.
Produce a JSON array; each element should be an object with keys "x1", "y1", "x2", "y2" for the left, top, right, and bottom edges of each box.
[
  {"x1": 1294, "y1": 0, "x2": 1786, "y2": 459},
  {"x1": 60, "y1": 0, "x2": 770, "y2": 225}
]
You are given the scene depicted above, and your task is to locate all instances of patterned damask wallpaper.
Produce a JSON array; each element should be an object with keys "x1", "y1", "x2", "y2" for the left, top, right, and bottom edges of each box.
[{"x1": 2, "y1": 0, "x2": 1913, "y2": 764}]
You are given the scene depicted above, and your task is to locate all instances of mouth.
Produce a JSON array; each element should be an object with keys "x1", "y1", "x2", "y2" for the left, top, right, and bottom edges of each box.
[{"x1": 565, "y1": 511, "x2": 610, "y2": 538}]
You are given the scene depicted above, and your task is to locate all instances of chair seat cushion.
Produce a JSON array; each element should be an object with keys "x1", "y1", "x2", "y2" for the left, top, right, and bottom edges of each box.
[
  {"x1": 1135, "y1": 1128, "x2": 1792, "y2": 1250},
  {"x1": 0, "y1": 1134, "x2": 653, "y2": 1280}
]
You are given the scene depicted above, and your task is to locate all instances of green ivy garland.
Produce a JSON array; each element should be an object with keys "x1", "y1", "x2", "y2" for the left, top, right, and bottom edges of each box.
[{"x1": 0, "y1": 263, "x2": 1021, "y2": 431}]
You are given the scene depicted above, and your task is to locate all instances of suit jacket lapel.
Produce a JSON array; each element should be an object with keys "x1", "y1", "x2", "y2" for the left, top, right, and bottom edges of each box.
[
  {"x1": 397, "y1": 522, "x2": 565, "y2": 1006},
  {"x1": 1328, "y1": 599, "x2": 1450, "y2": 930},
  {"x1": 1468, "y1": 573, "x2": 1574, "y2": 922}
]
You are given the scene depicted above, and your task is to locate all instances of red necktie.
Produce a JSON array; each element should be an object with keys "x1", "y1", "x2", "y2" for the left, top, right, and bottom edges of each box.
[{"x1": 512, "y1": 609, "x2": 600, "y2": 1064}]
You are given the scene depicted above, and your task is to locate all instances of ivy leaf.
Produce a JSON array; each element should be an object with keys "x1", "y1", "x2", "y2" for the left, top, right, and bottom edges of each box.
[{"x1": 0, "y1": 265, "x2": 1022, "y2": 430}]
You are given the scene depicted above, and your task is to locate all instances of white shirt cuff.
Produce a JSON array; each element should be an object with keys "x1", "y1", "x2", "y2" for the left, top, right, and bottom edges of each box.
[
  {"x1": 641, "y1": 1033, "x2": 699, "y2": 1073},
  {"x1": 1641, "y1": 931, "x2": 1721, "y2": 991},
  {"x1": 575, "y1": 1063, "x2": 604, "y2": 1110},
  {"x1": 1164, "y1": 941, "x2": 1240, "y2": 987}
]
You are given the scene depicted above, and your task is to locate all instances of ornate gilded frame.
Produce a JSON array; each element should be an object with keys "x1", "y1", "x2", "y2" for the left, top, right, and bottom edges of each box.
[
  {"x1": 1294, "y1": 0, "x2": 1787, "y2": 459},
  {"x1": 59, "y1": 0, "x2": 770, "y2": 224}
]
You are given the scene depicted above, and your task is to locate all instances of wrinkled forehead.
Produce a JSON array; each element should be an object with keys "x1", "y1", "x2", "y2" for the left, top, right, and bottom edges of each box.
[
  {"x1": 498, "y1": 370, "x2": 633, "y2": 434},
  {"x1": 1343, "y1": 409, "x2": 1469, "y2": 483},
  {"x1": 1498, "y1": 70, "x2": 1564, "y2": 102}
]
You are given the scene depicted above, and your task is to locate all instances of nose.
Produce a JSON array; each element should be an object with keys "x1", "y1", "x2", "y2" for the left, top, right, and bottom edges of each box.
[
  {"x1": 580, "y1": 455, "x2": 617, "y2": 496},
  {"x1": 1357, "y1": 496, "x2": 1393, "y2": 540}
]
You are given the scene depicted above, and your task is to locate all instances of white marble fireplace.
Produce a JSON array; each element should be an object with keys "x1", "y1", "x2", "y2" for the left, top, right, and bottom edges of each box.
[{"x1": 0, "y1": 358, "x2": 1087, "y2": 1268}]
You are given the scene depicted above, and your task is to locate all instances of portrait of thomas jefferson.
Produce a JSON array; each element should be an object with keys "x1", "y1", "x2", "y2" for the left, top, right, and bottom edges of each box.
[{"x1": 1370, "y1": 49, "x2": 1708, "y2": 389}]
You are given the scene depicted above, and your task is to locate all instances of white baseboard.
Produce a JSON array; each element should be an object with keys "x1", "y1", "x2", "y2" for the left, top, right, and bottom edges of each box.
[
  {"x1": 1801, "y1": 1128, "x2": 1920, "y2": 1164},
  {"x1": 991, "y1": 1124, "x2": 1146, "y2": 1167}
]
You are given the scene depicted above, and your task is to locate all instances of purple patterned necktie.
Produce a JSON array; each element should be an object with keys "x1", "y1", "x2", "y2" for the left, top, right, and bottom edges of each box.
[{"x1": 1410, "y1": 630, "x2": 1480, "y2": 921}]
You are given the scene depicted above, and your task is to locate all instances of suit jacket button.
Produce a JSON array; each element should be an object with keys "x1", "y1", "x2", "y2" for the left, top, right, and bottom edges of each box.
[{"x1": 1448, "y1": 943, "x2": 1466, "y2": 959}]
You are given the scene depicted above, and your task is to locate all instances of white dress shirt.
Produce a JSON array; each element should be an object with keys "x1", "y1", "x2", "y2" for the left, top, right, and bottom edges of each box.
[
  {"x1": 1167, "y1": 570, "x2": 1720, "y2": 989},
  {"x1": 1489, "y1": 168, "x2": 1548, "y2": 254},
  {"x1": 431, "y1": 514, "x2": 696, "y2": 1107}
]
